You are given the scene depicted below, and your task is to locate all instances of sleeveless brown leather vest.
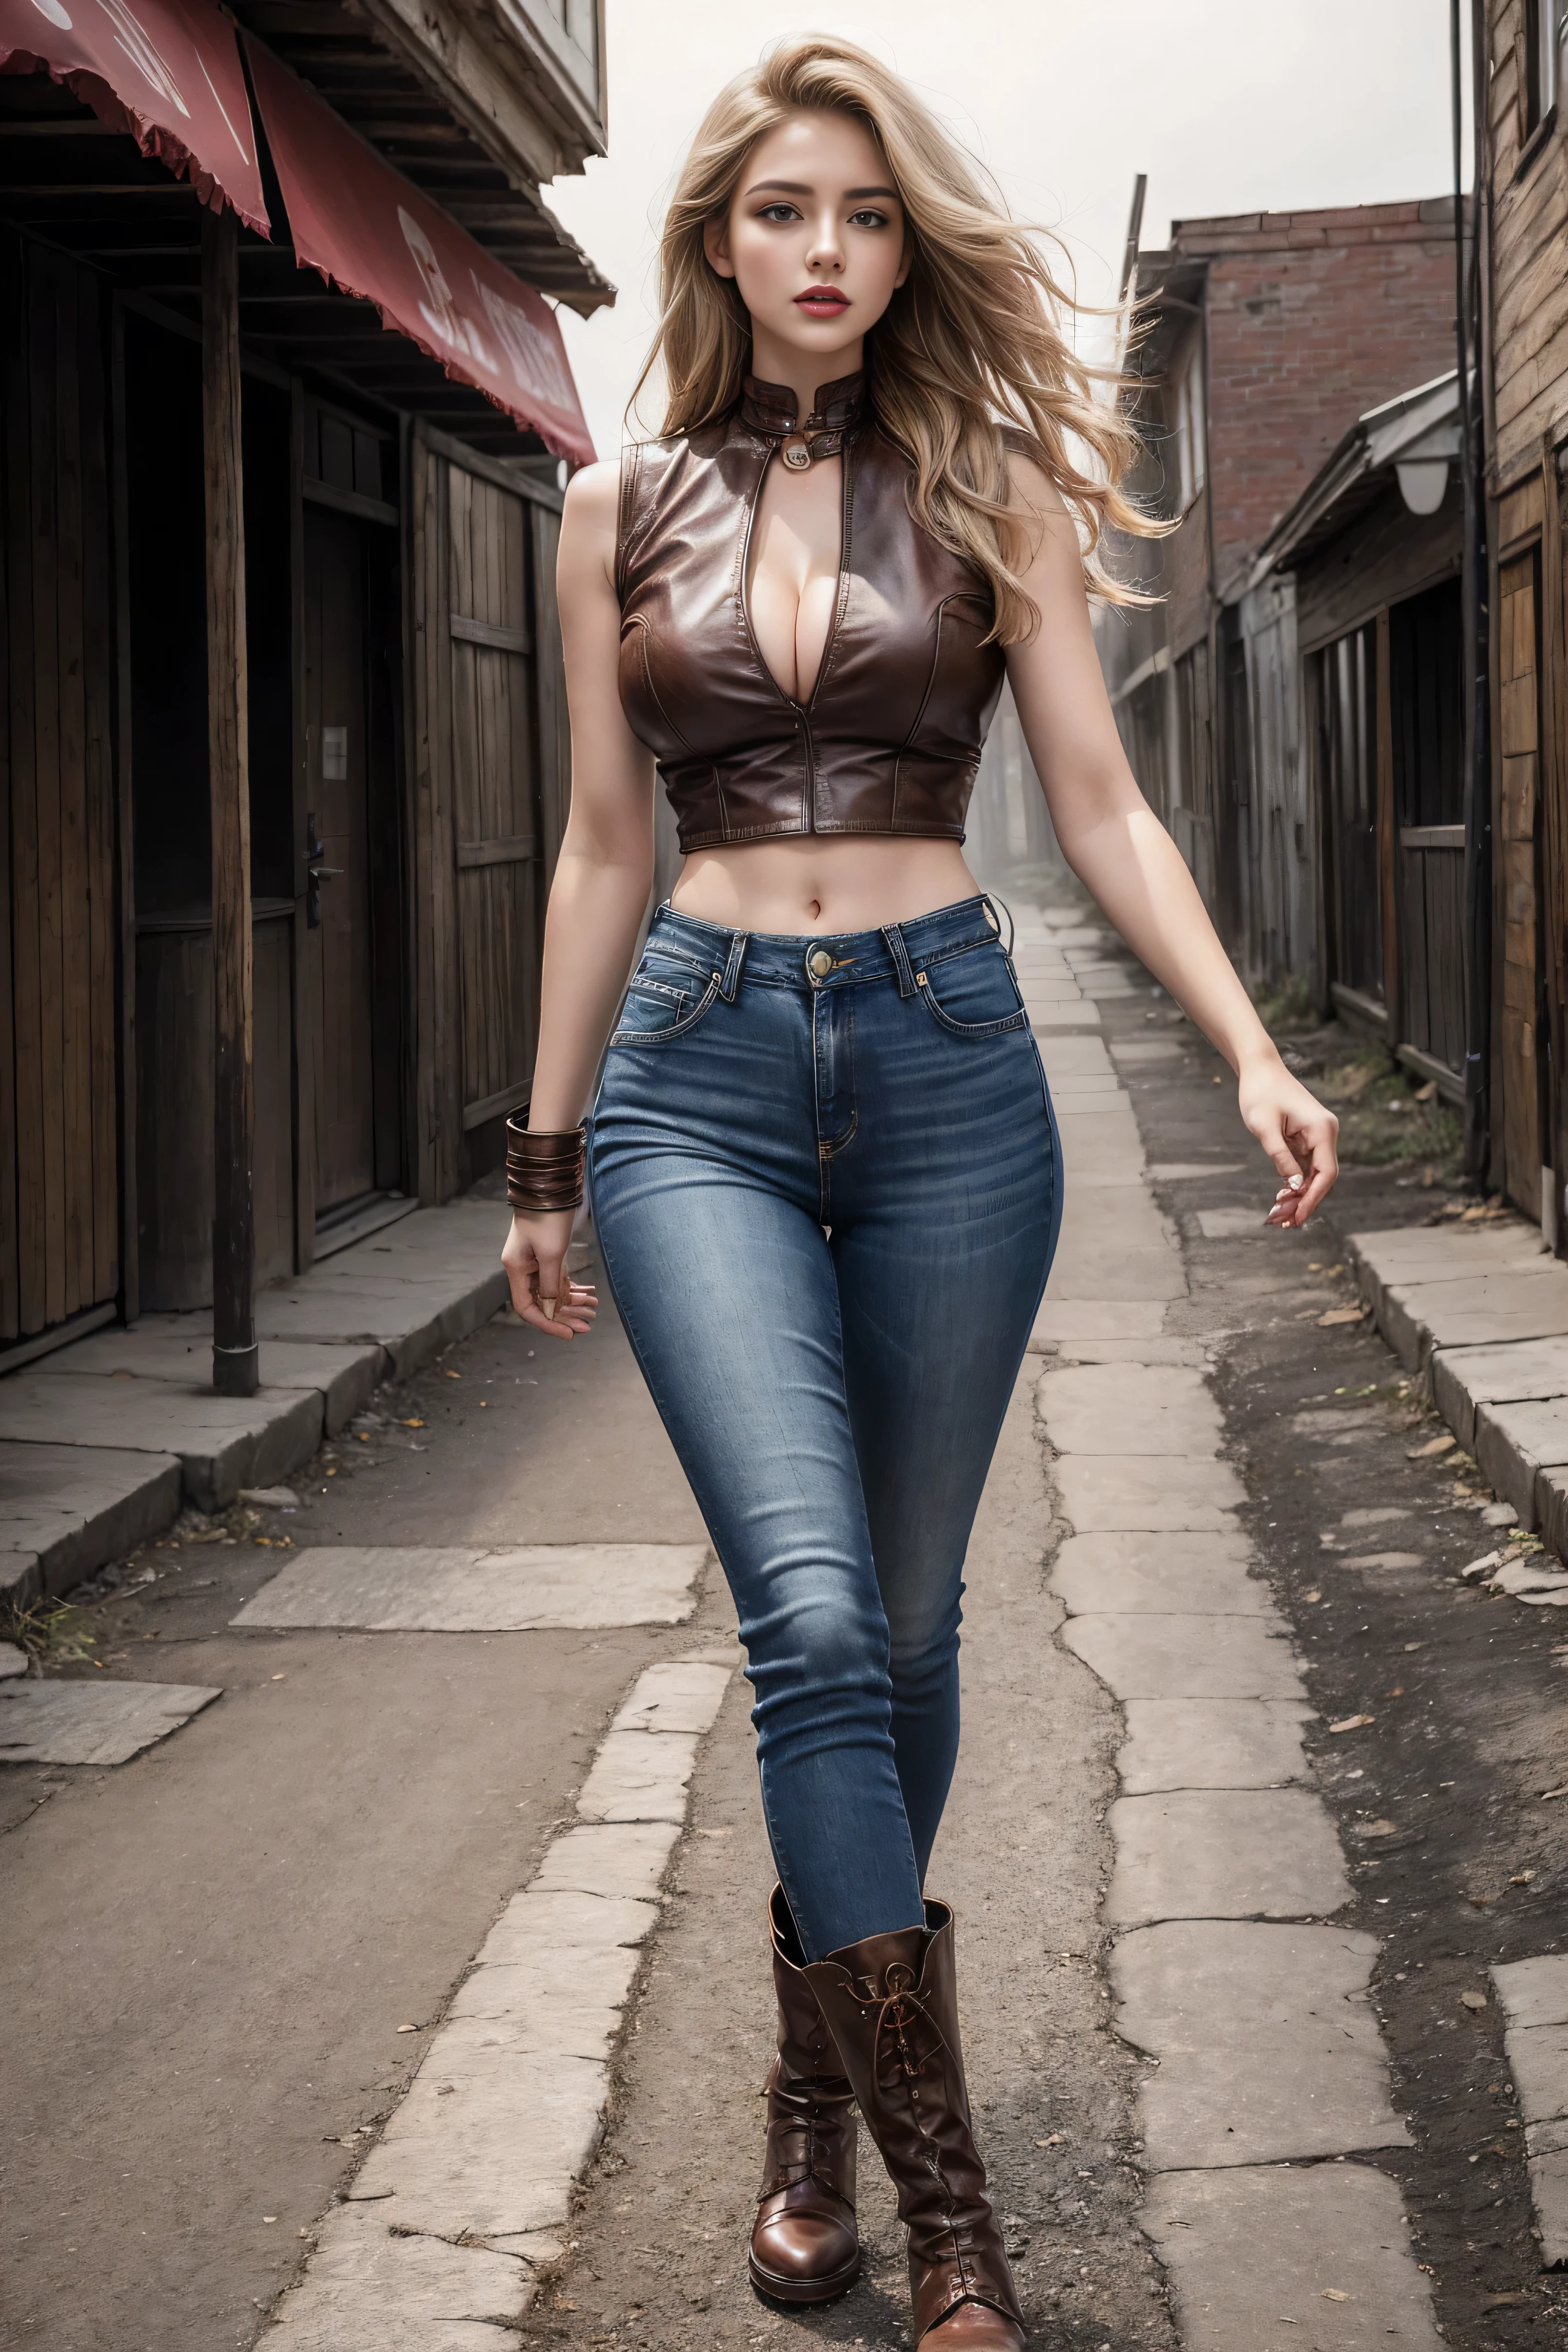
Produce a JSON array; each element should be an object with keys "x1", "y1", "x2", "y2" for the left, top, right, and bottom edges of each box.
[{"x1": 616, "y1": 372, "x2": 1006, "y2": 854}]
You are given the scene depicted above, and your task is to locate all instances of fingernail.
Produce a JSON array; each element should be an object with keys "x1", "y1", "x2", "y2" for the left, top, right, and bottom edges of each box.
[{"x1": 1289, "y1": 1174, "x2": 1303, "y2": 1189}]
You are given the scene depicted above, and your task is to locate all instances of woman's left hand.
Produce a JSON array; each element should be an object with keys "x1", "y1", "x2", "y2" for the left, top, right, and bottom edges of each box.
[{"x1": 1237, "y1": 1053, "x2": 1340, "y2": 1229}]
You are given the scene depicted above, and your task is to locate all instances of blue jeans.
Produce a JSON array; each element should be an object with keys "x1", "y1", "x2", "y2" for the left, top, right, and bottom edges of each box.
[{"x1": 589, "y1": 895, "x2": 1062, "y2": 1961}]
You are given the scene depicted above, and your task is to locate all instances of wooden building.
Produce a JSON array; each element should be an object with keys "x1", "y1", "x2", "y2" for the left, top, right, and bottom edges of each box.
[
  {"x1": 1476, "y1": 0, "x2": 1568, "y2": 1242},
  {"x1": 0, "y1": 0, "x2": 609, "y2": 1378},
  {"x1": 1246, "y1": 375, "x2": 1466, "y2": 1096},
  {"x1": 1096, "y1": 198, "x2": 1463, "y2": 999}
]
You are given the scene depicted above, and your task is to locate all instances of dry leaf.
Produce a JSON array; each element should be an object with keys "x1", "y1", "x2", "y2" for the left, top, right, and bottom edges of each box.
[
  {"x1": 1407, "y1": 1432, "x2": 1456, "y2": 1460},
  {"x1": 1328, "y1": 1713, "x2": 1375, "y2": 1733},
  {"x1": 1414, "y1": 1080, "x2": 1437, "y2": 1103},
  {"x1": 1321, "y1": 2288, "x2": 1351, "y2": 2302},
  {"x1": 1460, "y1": 1991, "x2": 1487, "y2": 2010},
  {"x1": 1317, "y1": 1306, "x2": 1367, "y2": 1328},
  {"x1": 1358, "y1": 1819, "x2": 1397, "y2": 1837}
]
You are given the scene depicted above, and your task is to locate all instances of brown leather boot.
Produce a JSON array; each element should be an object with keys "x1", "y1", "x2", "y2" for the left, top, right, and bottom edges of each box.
[
  {"x1": 748, "y1": 1886, "x2": 861, "y2": 2304},
  {"x1": 804, "y1": 1900, "x2": 1026, "y2": 2348}
]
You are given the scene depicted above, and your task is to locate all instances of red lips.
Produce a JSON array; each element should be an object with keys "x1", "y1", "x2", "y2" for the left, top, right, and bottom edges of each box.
[{"x1": 794, "y1": 285, "x2": 849, "y2": 313}]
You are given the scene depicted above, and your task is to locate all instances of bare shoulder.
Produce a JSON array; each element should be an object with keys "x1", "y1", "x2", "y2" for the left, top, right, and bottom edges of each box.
[
  {"x1": 559, "y1": 456, "x2": 621, "y2": 597},
  {"x1": 562, "y1": 455, "x2": 621, "y2": 534},
  {"x1": 1003, "y1": 448, "x2": 1072, "y2": 529}
]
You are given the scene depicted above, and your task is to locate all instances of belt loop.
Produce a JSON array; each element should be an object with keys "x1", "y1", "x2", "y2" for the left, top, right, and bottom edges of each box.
[
  {"x1": 882, "y1": 922, "x2": 916, "y2": 999},
  {"x1": 720, "y1": 930, "x2": 748, "y2": 1002},
  {"x1": 981, "y1": 892, "x2": 1015, "y2": 957}
]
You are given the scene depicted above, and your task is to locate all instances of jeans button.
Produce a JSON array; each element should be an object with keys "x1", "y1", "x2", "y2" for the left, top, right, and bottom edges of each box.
[{"x1": 807, "y1": 947, "x2": 834, "y2": 982}]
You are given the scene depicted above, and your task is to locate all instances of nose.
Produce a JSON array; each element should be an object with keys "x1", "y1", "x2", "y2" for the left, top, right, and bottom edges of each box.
[{"x1": 806, "y1": 209, "x2": 845, "y2": 274}]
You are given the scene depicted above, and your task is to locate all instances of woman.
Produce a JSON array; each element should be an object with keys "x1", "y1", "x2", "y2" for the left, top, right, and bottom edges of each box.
[{"x1": 502, "y1": 37, "x2": 1337, "y2": 2350}]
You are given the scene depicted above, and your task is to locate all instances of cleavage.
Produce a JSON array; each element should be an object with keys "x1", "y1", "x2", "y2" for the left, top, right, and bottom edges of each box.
[{"x1": 744, "y1": 451, "x2": 844, "y2": 706}]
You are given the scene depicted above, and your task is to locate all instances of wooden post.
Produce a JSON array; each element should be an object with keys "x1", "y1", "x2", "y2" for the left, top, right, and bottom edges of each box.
[{"x1": 202, "y1": 205, "x2": 257, "y2": 1396}]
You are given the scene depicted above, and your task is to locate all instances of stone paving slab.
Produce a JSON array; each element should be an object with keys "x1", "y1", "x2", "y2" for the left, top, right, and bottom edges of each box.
[
  {"x1": 1380, "y1": 1272, "x2": 1568, "y2": 1372},
  {"x1": 1475, "y1": 1396, "x2": 1568, "y2": 1529},
  {"x1": 1431, "y1": 1336, "x2": 1568, "y2": 1449},
  {"x1": 1050, "y1": 1530, "x2": 1274, "y2": 1618},
  {"x1": 530, "y1": 1820, "x2": 681, "y2": 1902},
  {"x1": 1348, "y1": 1222, "x2": 1549, "y2": 1308},
  {"x1": 1034, "y1": 1032, "x2": 1115, "y2": 1077},
  {"x1": 575, "y1": 1729, "x2": 700, "y2": 1823},
  {"x1": 1195, "y1": 1207, "x2": 1276, "y2": 1239},
  {"x1": 1031, "y1": 1297, "x2": 1169, "y2": 1344},
  {"x1": 1492, "y1": 1952, "x2": 1568, "y2": 2031},
  {"x1": 265, "y1": 2206, "x2": 537, "y2": 2351},
  {"x1": 265, "y1": 1655, "x2": 731, "y2": 2346},
  {"x1": 0, "y1": 1373, "x2": 324, "y2": 1516},
  {"x1": 1354, "y1": 1228, "x2": 1568, "y2": 1562},
  {"x1": 1115, "y1": 1921, "x2": 1404, "y2": 2167},
  {"x1": 1037, "y1": 1362, "x2": 1224, "y2": 1456},
  {"x1": 1043, "y1": 1233, "x2": 1189, "y2": 1304},
  {"x1": 1119, "y1": 1698, "x2": 1314, "y2": 1792},
  {"x1": 1053, "y1": 1453, "x2": 1245, "y2": 1531},
  {"x1": 1108, "y1": 1788, "x2": 1350, "y2": 1923},
  {"x1": 0, "y1": 1677, "x2": 221, "y2": 1765},
  {"x1": 609, "y1": 1659, "x2": 732, "y2": 1734},
  {"x1": 1109, "y1": 1037, "x2": 1186, "y2": 1065},
  {"x1": 1038, "y1": 1335, "x2": 1213, "y2": 1367},
  {"x1": 34, "y1": 1322, "x2": 387, "y2": 1438},
  {"x1": 1065, "y1": 1611, "x2": 1305, "y2": 1701},
  {"x1": 1145, "y1": 2161, "x2": 1440, "y2": 2349},
  {"x1": 0, "y1": 1439, "x2": 182, "y2": 1605},
  {"x1": 231, "y1": 1544, "x2": 708, "y2": 1631}
]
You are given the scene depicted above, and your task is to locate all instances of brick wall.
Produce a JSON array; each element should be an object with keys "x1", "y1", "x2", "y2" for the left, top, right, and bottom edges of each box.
[{"x1": 1171, "y1": 200, "x2": 1460, "y2": 594}]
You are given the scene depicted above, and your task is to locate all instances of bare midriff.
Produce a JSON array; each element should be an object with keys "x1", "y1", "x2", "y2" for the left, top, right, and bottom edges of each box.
[{"x1": 669, "y1": 835, "x2": 981, "y2": 937}]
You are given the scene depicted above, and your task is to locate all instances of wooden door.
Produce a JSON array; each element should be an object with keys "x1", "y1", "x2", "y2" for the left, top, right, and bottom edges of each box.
[
  {"x1": 1315, "y1": 623, "x2": 1384, "y2": 1016},
  {"x1": 1498, "y1": 550, "x2": 1546, "y2": 1218},
  {"x1": 1390, "y1": 578, "x2": 1466, "y2": 1077},
  {"x1": 0, "y1": 233, "x2": 118, "y2": 1352},
  {"x1": 449, "y1": 466, "x2": 544, "y2": 1133},
  {"x1": 410, "y1": 429, "x2": 570, "y2": 1201},
  {"x1": 303, "y1": 507, "x2": 402, "y2": 1216}
]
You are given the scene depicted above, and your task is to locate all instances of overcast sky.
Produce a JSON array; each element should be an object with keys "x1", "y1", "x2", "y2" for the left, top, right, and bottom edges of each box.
[{"x1": 543, "y1": 2, "x2": 1468, "y2": 462}]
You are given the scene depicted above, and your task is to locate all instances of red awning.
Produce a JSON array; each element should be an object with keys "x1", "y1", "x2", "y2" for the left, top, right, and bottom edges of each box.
[
  {"x1": 245, "y1": 37, "x2": 594, "y2": 466},
  {"x1": 0, "y1": 0, "x2": 267, "y2": 231}
]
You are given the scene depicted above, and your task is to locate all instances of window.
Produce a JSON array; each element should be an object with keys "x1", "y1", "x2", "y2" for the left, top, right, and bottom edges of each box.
[
  {"x1": 1525, "y1": 0, "x2": 1561, "y2": 138},
  {"x1": 1167, "y1": 330, "x2": 1207, "y2": 514}
]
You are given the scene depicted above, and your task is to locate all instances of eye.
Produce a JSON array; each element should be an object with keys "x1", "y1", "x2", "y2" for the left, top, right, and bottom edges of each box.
[
  {"x1": 756, "y1": 202, "x2": 801, "y2": 224},
  {"x1": 847, "y1": 208, "x2": 891, "y2": 229}
]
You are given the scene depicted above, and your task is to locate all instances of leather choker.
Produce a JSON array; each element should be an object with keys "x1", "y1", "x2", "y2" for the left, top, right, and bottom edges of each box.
[{"x1": 740, "y1": 370, "x2": 866, "y2": 469}]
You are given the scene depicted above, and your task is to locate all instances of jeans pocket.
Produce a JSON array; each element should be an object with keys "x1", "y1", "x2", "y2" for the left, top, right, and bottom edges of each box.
[
  {"x1": 612, "y1": 964, "x2": 723, "y2": 1046},
  {"x1": 915, "y1": 945, "x2": 1027, "y2": 1039}
]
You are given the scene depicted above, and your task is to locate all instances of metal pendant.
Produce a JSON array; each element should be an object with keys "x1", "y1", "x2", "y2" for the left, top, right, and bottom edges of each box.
[{"x1": 781, "y1": 437, "x2": 812, "y2": 470}]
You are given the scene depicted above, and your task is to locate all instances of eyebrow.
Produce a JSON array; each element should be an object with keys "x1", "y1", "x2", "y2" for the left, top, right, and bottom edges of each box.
[{"x1": 744, "y1": 179, "x2": 901, "y2": 202}]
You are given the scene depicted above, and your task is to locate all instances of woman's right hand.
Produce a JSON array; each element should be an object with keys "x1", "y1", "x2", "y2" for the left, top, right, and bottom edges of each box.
[{"x1": 502, "y1": 1210, "x2": 598, "y2": 1340}]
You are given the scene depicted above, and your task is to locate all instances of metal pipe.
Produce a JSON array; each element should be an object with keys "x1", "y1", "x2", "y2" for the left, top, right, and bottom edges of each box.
[{"x1": 1455, "y1": 0, "x2": 1492, "y2": 1182}]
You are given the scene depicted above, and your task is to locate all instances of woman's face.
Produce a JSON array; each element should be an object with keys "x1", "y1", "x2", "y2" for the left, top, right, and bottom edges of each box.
[{"x1": 703, "y1": 110, "x2": 910, "y2": 380}]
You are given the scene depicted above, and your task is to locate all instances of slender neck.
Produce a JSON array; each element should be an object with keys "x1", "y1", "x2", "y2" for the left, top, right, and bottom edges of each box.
[{"x1": 745, "y1": 321, "x2": 865, "y2": 424}]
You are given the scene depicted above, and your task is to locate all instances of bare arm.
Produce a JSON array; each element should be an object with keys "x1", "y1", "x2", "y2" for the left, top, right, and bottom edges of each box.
[
  {"x1": 1004, "y1": 459, "x2": 1337, "y2": 1227},
  {"x1": 501, "y1": 458, "x2": 657, "y2": 1333}
]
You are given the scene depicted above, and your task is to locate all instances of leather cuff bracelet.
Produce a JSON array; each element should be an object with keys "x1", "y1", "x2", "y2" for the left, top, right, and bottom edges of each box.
[{"x1": 505, "y1": 1100, "x2": 586, "y2": 1214}]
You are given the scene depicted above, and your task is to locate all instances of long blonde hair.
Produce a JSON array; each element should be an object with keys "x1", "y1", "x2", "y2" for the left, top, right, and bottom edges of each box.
[{"x1": 635, "y1": 35, "x2": 1154, "y2": 640}]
